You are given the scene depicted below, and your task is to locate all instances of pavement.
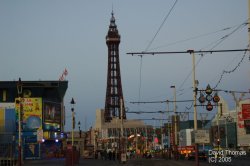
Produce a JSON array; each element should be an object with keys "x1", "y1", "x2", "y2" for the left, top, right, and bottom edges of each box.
[
  {"x1": 24, "y1": 158, "x2": 210, "y2": 166},
  {"x1": 23, "y1": 156, "x2": 250, "y2": 166}
]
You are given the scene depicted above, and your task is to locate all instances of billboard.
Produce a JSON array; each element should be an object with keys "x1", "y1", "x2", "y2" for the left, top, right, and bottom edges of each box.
[
  {"x1": 43, "y1": 101, "x2": 61, "y2": 123},
  {"x1": 242, "y1": 104, "x2": 250, "y2": 120},
  {"x1": 192, "y1": 130, "x2": 210, "y2": 144},
  {"x1": 15, "y1": 98, "x2": 42, "y2": 131},
  {"x1": 43, "y1": 101, "x2": 61, "y2": 131}
]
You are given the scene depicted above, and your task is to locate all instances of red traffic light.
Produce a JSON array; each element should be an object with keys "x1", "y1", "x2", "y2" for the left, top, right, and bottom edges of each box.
[
  {"x1": 206, "y1": 102, "x2": 213, "y2": 111},
  {"x1": 213, "y1": 93, "x2": 220, "y2": 103}
]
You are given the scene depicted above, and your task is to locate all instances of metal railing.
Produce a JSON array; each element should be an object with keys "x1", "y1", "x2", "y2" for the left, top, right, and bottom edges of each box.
[{"x1": 0, "y1": 133, "x2": 17, "y2": 166}]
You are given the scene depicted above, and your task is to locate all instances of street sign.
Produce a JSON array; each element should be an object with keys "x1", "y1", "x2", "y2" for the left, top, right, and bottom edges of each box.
[{"x1": 192, "y1": 130, "x2": 210, "y2": 144}]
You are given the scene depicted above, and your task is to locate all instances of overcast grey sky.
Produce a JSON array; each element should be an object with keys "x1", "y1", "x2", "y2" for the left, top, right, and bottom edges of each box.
[{"x1": 0, "y1": 0, "x2": 249, "y2": 131}]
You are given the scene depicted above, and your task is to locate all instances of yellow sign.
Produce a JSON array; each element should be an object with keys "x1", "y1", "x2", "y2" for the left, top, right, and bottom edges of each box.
[{"x1": 15, "y1": 98, "x2": 42, "y2": 131}]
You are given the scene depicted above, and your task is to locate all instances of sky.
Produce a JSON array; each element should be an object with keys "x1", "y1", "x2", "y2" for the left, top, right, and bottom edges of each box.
[{"x1": 0, "y1": 0, "x2": 249, "y2": 131}]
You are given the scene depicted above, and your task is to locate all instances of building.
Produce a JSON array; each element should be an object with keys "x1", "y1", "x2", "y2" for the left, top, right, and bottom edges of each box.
[
  {"x1": 210, "y1": 97, "x2": 250, "y2": 150},
  {"x1": 0, "y1": 80, "x2": 68, "y2": 160},
  {"x1": 94, "y1": 109, "x2": 152, "y2": 154}
]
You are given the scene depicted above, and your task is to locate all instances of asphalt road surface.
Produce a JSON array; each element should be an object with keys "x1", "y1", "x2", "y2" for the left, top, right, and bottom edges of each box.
[
  {"x1": 24, "y1": 158, "x2": 208, "y2": 166},
  {"x1": 23, "y1": 157, "x2": 250, "y2": 166}
]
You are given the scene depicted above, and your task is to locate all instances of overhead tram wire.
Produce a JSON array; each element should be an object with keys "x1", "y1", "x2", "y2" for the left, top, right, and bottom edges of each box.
[
  {"x1": 170, "y1": 20, "x2": 249, "y2": 96},
  {"x1": 174, "y1": 20, "x2": 249, "y2": 93},
  {"x1": 130, "y1": 99, "x2": 194, "y2": 104},
  {"x1": 213, "y1": 46, "x2": 249, "y2": 89},
  {"x1": 136, "y1": 20, "x2": 248, "y2": 95},
  {"x1": 126, "y1": 110, "x2": 194, "y2": 114},
  {"x1": 128, "y1": 49, "x2": 249, "y2": 56},
  {"x1": 144, "y1": 0, "x2": 178, "y2": 51},
  {"x1": 149, "y1": 26, "x2": 233, "y2": 51},
  {"x1": 129, "y1": 20, "x2": 248, "y2": 124},
  {"x1": 202, "y1": 20, "x2": 248, "y2": 51},
  {"x1": 147, "y1": 20, "x2": 248, "y2": 96},
  {"x1": 136, "y1": 0, "x2": 178, "y2": 109},
  {"x1": 139, "y1": 18, "x2": 246, "y2": 107},
  {"x1": 127, "y1": 49, "x2": 249, "y2": 104},
  {"x1": 146, "y1": 21, "x2": 248, "y2": 93},
  {"x1": 132, "y1": 14, "x2": 247, "y2": 117}
]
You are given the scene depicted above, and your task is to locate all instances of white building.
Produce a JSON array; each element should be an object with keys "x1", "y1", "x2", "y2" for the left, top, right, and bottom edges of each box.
[
  {"x1": 179, "y1": 129, "x2": 194, "y2": 146},
  {"x1": 211, "y1": 97, "x2": 250, "y2": 150},
  {"x1": 93, "y1": 109, "x2": 152, "y2": 151}
]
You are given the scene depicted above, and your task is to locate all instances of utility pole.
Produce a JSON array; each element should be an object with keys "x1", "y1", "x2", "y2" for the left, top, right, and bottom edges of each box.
[
  {"x1": 17, "y1": 78, "x2": 23, "y2": 166},
  {"x1": 120, "y1": 98, "x2": 126, "y2": 163},
  {"x1": 189, "y1": 50, "x2": 199, "y2": 166},
  {"x1": 145, "y1": 126, "x2": 148, "y2": 151},
  {"x1": 70, "y1": 98, "x2": 75, "y2": 166},
  {"x1": 171, "y1": 85, "x2": 178, "y2": 156}
]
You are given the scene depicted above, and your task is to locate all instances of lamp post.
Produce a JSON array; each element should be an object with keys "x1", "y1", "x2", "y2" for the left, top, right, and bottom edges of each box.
[
  {"x1": 71, "y1": 98, "x2": 75, "y2": 146},
  {"x1": 70, "y1": 98, "x2": 75, "y2": 166},
  {"x1": 189, "y1": 50, "x2": 199, "y2": 166},
  {"x1": 120, "y1": 98, "x2": 126, "y2": 162},
  {"x1": 78, "y1": 121, "x2": 81, "y2": 138},
  {"x1": 170, "y1": 85, "x2": 177, "y2": 156},
  {"x1": 17, "y1": 78, "x2": 23, "y2": 166},
  {"x1": 78, "y1": 121, "x2": 81, "y2": 158}
]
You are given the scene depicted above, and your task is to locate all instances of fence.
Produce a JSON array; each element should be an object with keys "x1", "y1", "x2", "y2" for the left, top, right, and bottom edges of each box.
[{"x1": 0, "y1": 132, "x2": 16, "y2": 166}]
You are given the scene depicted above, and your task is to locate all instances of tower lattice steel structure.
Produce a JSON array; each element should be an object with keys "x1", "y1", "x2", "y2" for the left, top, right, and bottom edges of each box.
[{"x1": 104, "y1": 12, "x2": 126, "y2": 122}]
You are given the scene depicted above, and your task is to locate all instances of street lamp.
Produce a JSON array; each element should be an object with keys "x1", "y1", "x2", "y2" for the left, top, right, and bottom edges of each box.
[
  {"x1": 70, "y1": 98, "x2": 75, "y2": 146},
  {"x1": 78, "y1": 121, "x2": 81, "y2": 158},
  {"x1": 170, "y1": 85, "x2": 177, "y2": 155},
  {"x1": 16, "y1": 78, "x2": 22, "y2": 166},
  {"x1": 188, "y1": 50, "x2": 199, "y2": 166},
  {"x1": 70, "y1": 98, "x2": 75, "y2": 166},
  {"x1": 78, "y1": 121, "x2": 81, "y2": 138}
]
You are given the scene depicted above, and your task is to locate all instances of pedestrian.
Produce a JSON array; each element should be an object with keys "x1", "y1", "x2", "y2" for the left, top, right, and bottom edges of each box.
[
  {"x1": 108, "y1": 150, "x2": 112, "y2": 160},
  {"x1": 112, "y1": 151, "x2": 115, "y2": 161},
  {"x1": 104, "y1": 150, "x2": 107, "y2": 160},
  {"x1": 185, "y1": 153, "x2": 188, "y2": 160}
]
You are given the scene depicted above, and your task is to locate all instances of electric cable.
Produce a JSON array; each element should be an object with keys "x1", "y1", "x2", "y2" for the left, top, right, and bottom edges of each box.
[
  {"x1": 136, "y1": 0, "x2": 178, "y2": 110},
  {"x1": 145, "y1": 0, "x2": 178, "y2": 51}
]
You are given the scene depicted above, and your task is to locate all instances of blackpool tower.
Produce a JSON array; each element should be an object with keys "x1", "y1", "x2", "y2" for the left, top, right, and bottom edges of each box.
[{"x1": 104, "y1": 12, "x2": 126, "y2": 122}]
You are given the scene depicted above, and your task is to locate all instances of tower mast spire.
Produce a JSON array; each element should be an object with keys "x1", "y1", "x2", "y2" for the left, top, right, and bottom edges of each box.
[{"x1": 104, "y1": 12, "x2": 126, "y2": 122}]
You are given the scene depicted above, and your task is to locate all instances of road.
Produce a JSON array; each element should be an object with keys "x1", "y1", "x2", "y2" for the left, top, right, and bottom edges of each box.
[
  {"x1": 23, "y1": 158, "x2": 208, "y2": 166},
  {"x1": 23, "y1": 157, "x2": 250, "y2": 166}
]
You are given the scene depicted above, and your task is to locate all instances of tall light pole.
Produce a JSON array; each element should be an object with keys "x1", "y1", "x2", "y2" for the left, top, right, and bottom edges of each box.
[
  {"x1": 71, "y1": 98, "x2": 75, "y2": 146},
  {"x1": 78, "y1": 121, "x2": 81, "y2": 158},
  {"x1": 78, "y1": 121, "x2": 81, "y2": 138},
  {"x1": 170, "y1": 85, "x2": 177, "y2": 154},
  {"x1": 17, "y1": 78, "x2": 23, "y2": 166},
  {"x1": 189, "y1": 50, "x2": 199, "y2": 166},
  {"x1": 70, "y1": 98, "x2": 75, "y2": 166},
  {"x1": 120, "y1": 98, "x2": 126, "y2": 162}
]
